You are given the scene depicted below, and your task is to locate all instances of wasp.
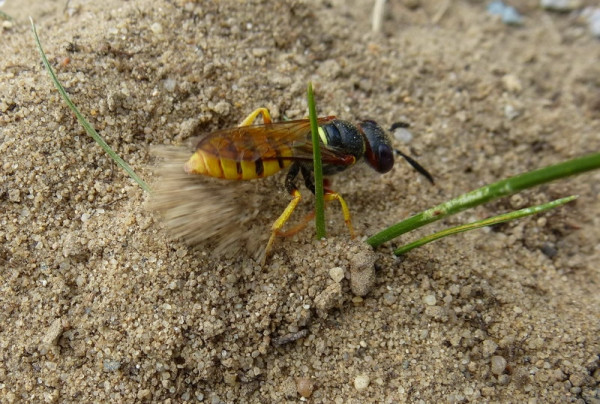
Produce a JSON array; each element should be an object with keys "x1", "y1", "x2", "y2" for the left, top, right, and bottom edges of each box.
[{"x1": 184, "y1": 107, "x2": 433, "y2": 263}]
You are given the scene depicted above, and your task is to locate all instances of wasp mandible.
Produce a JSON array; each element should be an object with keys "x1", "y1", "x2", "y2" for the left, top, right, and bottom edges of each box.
[{"x1": 184, "y1": 107, "x2": 433, "y2": 263}]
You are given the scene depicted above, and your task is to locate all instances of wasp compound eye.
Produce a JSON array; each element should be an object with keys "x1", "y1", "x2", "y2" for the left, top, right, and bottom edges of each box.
[
  {"x1": 359, "y1": 120, "x2": 394, "y2": 173},
  {"x1": 375, "y1": 143, "x2": 394, "y2": 173}
]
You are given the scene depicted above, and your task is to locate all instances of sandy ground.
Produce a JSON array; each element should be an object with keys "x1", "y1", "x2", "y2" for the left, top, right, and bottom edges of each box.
[{"x1": 1, "y1": 0, "x2": 599, "y2": 402}]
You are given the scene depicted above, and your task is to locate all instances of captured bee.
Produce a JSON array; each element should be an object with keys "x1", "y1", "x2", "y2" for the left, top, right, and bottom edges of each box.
[{"x1": 184, "y1": 107, "x2": 433, "y2": 263}]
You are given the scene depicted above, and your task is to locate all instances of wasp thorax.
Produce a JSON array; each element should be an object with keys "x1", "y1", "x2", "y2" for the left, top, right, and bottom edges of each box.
[
  {"x1": 321, "y1": 120, "x2": 365, "y2": 160},
  {"x1": 358, "y1": 120, "x2": 394, "y2": 173}
]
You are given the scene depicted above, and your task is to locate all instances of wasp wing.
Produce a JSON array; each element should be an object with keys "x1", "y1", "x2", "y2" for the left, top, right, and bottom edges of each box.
[{"x1": 194, "y1": 116, "x2": 355, "y2": 166}]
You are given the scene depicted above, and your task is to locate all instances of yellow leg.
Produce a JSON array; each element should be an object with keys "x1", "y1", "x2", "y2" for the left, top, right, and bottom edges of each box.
[
  {"x1": 278, "y1": 191, "x2": 356, "y2": 239},
  {"x1": 263, "y1": 189, "x2": 302, "y2": 264},
  {"x1": 324, "y1": 191, "x2": 356, "y2": 238},
  {"x1": 278, "y1": 210, "x2": 315, "y2": 238},
  {"x1": 239, "y1": 107, "x2": 272, "y2": 126}
]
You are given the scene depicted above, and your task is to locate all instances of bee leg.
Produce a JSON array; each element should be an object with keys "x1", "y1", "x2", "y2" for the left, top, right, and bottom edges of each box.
[
  {"x1": 239, "y1": 107, "x2": 273, "y2": 126},
  {"x1": 323, "y1": 190, "x2": 356, "y2": 238},
  {"x1": 263, "y1": 164, "x2": 301, "y2": 264}
]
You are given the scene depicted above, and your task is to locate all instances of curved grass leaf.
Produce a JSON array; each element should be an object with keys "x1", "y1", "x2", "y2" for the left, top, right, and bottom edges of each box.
[{"x1": 31, "y1": 18, "x2": 151, "y2": 193}]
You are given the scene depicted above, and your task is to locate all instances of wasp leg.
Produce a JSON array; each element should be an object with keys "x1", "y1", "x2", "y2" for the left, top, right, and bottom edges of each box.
[
  {"x1": 278, "y1": 211, "x2": 315, "y2": 238},
  {"x1": 298, "y1": 166, "x2": 355, "y2": 238},
  {"x1": 278, "y1": 192, "x2": 356, "y2": 238},
  {"x1": 263, "y1": 164, "x2": 301, "y2": 264},
  {"x1": 239, "y1": 107, "x2": 273, "y2": 126},
  {"x1": 323, "y1": 190, "x2": 356, "y2": 238}
]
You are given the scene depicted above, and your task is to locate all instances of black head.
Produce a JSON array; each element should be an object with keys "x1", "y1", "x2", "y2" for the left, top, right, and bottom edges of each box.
[{"x1": 358, "y1": 120, "x2": 394, "y2": 173}]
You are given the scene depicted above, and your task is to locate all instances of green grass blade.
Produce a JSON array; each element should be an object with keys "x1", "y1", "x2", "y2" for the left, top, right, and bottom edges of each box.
[
  {"x1": 30, "y1": 18, "x2": 151, "y2": 193},
  {"x1": 394, "y1": 195, "x2": 578, "y2": 255},
  {"x1": 307, "y1": 82, "x2": 326, "y2": 239},
  {"x1": 367, "y1": 152, "x2": 600, "y2": 248},
  {"x1": 0, "y1": 10, "x2": 13, "y2": 20}
]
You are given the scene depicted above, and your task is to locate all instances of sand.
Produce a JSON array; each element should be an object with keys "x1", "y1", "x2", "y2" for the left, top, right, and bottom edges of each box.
[{"x1": 1, "y1": 0, "x2": 599, "y2": 402}]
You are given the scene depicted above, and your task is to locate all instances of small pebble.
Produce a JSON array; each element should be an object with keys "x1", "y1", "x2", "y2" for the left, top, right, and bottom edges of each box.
[
  {"x1": 329, "y1": 266, "x2": 345, "y2": 283},
  {"x1": 103, "y1": 360, "x2": 121, "y2": 372},
  {"x1": 211, "y1": 100, "x2": 231, "y2": 115},
  {"x1": 314, "y1": 283, "x2": 343, "y2": 318},
  {"x1": 41, "y1": 318, "x2": 63, "y2": 349},
  {"x1": 423, "y1": 294, "x2": 437, "y2": 306},
  {"x1": 383, "y1": 292, "x2": 398, "y2": 305},
  {"x1": 354, "y1": 374, "x2": 370, "y2": 391},
  {"x1": 487, "y1": 1, "x2": 523, "y2": 25},
  {"x1": 282, "y1": 377, "x2": 297, "y2": 399},
  {"x1": 252, "y1": 48, "x2": 268, "y2": 57},
  {"x1": 491, "y1": 356, "x2": 507, "y2": 375},
  {"x1": 502, "y1": 74, "x2": 522, "y2": 93},
  {"x1": 393, "y1": 127, "x2": 413, "y2": 143},
  {"x1": 349, "y1": 249, "x2": 376, "y2": 296},
  {"x1": 223, "y1": 372, "x2": 237, "y2": 385},
  {"x1": 150, "y1": 22, "x2": 163, "y2": 34},
  {"x1": 504, "y1": 104, "x2": 520, "y2": 120},
  {"x1": 482, "y1": 339, "x2": 499, "y2": 357},
  {"x1": 137, "y1": 389, "x2": 152, "y2": 400},
  {"x1": 498, "y1": 374, "x2": 511, "y2": 385},
  {"x1": 569, "y1": 372, "x2": 588, "y2": 387},
  {"x1": 8, "y1": 189, "x2": 20, "y2": 202},
  {"x1": 296, "y1": 377, "x2": 315, "y2": 398},
  {"x1": 552, "y1": 368, "x2": 567, "y2": 382},
  {"x1": 583, "y1": 7, "x2": 600, "y2": 37},
  {"x1": 163, "y1": 78, "x2": 177, "y2": 92},
  {"x1": 540, "y1": 243, "x2": 558, "y2": 258}
]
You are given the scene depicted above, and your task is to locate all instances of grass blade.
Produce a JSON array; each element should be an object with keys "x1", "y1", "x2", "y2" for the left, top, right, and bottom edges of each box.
[
  {"x1": 367, "y1": 152, "x2": 600, "y2": 248},
  {"x1": 307, "y1": 82, "x2": 326, "y2": 239},
  {"x1": 0, "y1": 10, "x2": 13, "y2": 20},
  {"x1": 394, "y1": 195, "x2": 578, "y2": 255},
  {"x1": 30, "y1": 18, "x2": 151, "y2": 193}
]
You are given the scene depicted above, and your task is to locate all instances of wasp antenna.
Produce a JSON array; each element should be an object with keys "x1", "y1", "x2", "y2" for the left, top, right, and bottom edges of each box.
[
  {"x1": 389, "y1": 121, "x2": 411, "y2": 131},
  {"x1": 394, "y1": 149, "x2": 435, "y2": 184}
]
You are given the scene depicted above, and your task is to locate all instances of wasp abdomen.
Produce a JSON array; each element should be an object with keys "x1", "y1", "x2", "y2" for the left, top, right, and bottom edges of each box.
[{"x1": 185, "y1": 135, "x2": 293, "y2": 180}]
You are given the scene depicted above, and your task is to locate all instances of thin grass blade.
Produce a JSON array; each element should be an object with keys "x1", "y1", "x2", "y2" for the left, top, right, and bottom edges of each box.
[
  {"x1": 307, "y1": 82, "x2": 326, "y2": 239},
  {"x1": 0, "y1": 10, "x2": 13, "y2": 20},
  {"x1": 394, "y1": 195, "x2": 578, "y2": 255},
  {"x1": 31, "y1": 18, "x2": 151, "y2": 193},
  {"x1": 367, "y1": 152, "x2": 600, "y2": 247}
]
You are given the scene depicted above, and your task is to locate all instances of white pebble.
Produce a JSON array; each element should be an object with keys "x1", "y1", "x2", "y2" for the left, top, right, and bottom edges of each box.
[
  {"x1": 150, "y1": 22, "x2": 163, "y2": 34},
  {"x1": 584, "y1": 8, "x2": 600, "y2": 37},
  {"x1": 329, "y1": 267, "x2": 345, "y2": 283},
  {"x1": 393, "y1": 127, "x2": 413, "y2": 143},
  {"x1": 354, "y1": 374, "x2": 370, "y2": 391},
  {"x1": 423, "y1": 294, "x2": 437, "y2": 306},
  {"x1": 491, "y1": 355, "x2": 507, "y2": 375},
  {"x1": 163, "y1": 78, "x2": 177, "y2": 92}
]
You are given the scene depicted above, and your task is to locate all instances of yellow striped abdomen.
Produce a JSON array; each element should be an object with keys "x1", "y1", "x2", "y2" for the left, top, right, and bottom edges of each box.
[{"x1": 184, "y1": 137, "x2": 294, "y2": 180}]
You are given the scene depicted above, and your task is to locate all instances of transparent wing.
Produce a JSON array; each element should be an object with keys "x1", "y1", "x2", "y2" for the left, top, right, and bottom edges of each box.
[{"x1": 194, "y1": 117, "x2": 356, "y2": 166}]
